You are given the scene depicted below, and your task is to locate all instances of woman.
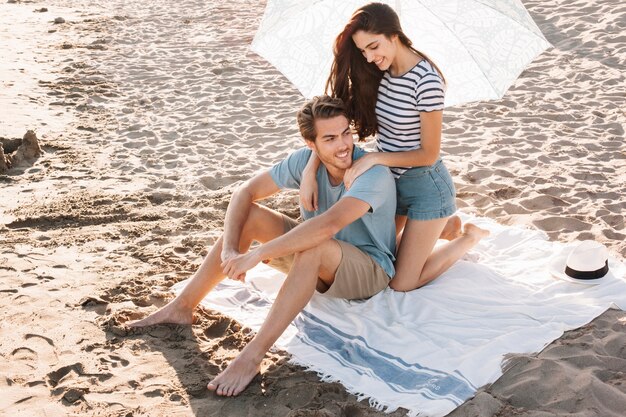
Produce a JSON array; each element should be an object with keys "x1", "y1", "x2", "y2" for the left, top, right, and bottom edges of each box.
[{"x1": 300, "y1": 2, "x2": 489, "y2": 291}]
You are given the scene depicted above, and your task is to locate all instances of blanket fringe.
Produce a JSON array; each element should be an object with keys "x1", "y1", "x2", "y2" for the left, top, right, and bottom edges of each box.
[{"x1": 288, "y1": 356, "x2": 403, "y2": 414}]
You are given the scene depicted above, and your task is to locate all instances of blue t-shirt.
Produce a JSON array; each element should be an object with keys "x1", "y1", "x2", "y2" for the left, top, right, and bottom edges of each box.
[{"x1": 269, "y1": 146, "x2": 397, "y2": 277}]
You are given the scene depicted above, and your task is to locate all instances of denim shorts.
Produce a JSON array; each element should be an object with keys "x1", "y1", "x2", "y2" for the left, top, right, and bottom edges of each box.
[{"x1": 395, "y1": 159, "x2": 457, "y2": 221}]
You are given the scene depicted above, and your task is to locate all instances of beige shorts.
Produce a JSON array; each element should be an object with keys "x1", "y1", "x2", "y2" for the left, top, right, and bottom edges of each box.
[{"x1": 264, "y1": 215, "x2": 390, "y2": 300}]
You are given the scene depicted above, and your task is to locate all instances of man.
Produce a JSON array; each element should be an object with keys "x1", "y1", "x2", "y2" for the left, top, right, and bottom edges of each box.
[{"x1": 131, "y1": 95, "x2": 398, "y2": 397}]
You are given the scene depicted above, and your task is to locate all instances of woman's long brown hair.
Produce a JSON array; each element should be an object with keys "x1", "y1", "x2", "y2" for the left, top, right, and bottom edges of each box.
[{"x1": 326, "y1": 2, "x2": 444, "y2": 141}]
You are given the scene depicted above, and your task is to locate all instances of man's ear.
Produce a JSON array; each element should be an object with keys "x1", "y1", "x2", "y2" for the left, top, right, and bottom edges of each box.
[{"x1": 304, "y1": 139, "x2": 316, "y2": 151}]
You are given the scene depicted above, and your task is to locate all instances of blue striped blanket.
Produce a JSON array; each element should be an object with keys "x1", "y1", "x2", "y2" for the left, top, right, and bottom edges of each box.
[{"x1": 173, "y1": 214, "x2": 626, "y2": 416}]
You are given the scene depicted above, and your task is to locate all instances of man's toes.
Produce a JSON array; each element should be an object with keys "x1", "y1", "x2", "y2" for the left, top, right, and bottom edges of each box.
[
  {"x1": 128, "y1": 312, "x2": 162, "y2": 328},
  {"x1": 129, "y1": 319, "x2": 149, "y2": 328},
  {"x1": 207, "y1": 381, "x2": 217, "y2": 392},
  {"x1": 128, "y1": 318, "x2": 145, "y2": 328}
]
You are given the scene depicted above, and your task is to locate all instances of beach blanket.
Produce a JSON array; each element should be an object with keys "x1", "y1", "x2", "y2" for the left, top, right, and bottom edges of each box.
[{"x1": 172, "y1": 213, "x2": 626, "y2": 417}]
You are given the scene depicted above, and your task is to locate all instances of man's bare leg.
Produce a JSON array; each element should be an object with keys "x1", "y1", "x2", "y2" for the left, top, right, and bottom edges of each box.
[
  {"x1": 129, "y1": 204, "x2": 288, "y2": 328},
  {"x1": 207, "y1": 239, "x2": 342, "y2": 397}
]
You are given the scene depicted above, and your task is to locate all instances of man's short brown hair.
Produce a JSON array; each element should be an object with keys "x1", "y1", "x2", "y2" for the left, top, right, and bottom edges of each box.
[{"x1": 296, "y1": 96, "x2": 349, "y2": 142}]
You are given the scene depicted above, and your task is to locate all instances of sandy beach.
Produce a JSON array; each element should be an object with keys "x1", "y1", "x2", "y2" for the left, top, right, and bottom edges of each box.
[{"x1": 1, "y1": 0, "x2": 625, "y2": 416}]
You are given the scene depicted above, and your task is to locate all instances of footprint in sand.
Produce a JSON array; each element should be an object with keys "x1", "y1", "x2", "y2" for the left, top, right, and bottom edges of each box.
[
  {"x1": 490, "y1": 186, "x2": 522, "y2": 200},
  {"x1": 46, "y1": 362, "x2": 113, "y2": 388},
  {"x1": 275, "y1": 382, "x2": 320, "y2": 410},
  {"x1": 11, "y1": 346, "x2": 38, "y2": 363},
  {"x1": 79, "y1": 296, "x2": 109, "y2": 315},
  {"x1": 142, "y1": 384, "x2": 174, "y2": 398},
  {"x1": 602, "y1": 229, "x2": 626, "y2": 240},
  {"x1": 600, "y1": 214, "x2": 624, "y2": 229},
  {"x1": 203, "y1": 316, "x2": 232, "y2": 339},
  {"x1": 533, "y1": 216, "x2": 592, "y2": 232},
  {"x1": 519, "y1": 194, "x2": 570, "y2": 211},
  {"x1": 9, "y1": 334, "x2": 58, "y2": 387},
  {"x1": 36, "y1": 274, "x2": 56, "y2": 284},
  {"x1": 24, "y1": 333, "x2": 58, "y2": 363},
  {"x1": 13, "y1": 293, "x2": 36, "y2": 305},
  {"x1": 60, "y1": 387, "x2": 88, "y2": 405}
]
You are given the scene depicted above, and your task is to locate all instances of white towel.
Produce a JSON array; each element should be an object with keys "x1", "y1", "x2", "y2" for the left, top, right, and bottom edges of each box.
[{"x1": 172, "y1": 213, "x2": 626, "y2": 416}]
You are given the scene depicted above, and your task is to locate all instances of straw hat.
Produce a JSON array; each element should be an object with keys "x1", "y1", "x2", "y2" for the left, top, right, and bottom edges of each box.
[{"x1": 549, "y1": 241, "x2": 612, "y2": 285}]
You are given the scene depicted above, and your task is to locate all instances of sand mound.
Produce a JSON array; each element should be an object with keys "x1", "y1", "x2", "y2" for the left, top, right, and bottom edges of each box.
[{"x1": 0, "y1": 130, "x2": 42, "y2": 173}]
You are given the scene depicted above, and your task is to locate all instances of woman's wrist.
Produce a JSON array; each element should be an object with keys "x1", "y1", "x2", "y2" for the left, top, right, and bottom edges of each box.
[
  {"x1": 368, "y1": 152, "x2": 383, "y2": 166},
  {"x1": 303, "y1": 162, "x2": 317, "y2": 176}
]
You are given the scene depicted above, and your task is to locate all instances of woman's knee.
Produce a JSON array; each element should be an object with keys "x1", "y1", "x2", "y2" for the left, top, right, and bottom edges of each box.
[
  {"x1": 388, "y1": 269, "x2": 425, "y2": 292},
  {"x1": 388, "y1": 278, "x2": 414, "y2": 292}
]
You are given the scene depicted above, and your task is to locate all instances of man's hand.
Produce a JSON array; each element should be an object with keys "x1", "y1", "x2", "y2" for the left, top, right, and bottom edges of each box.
[{"x1": 221, "y1": 249, "x2": 262, "y2": 282}]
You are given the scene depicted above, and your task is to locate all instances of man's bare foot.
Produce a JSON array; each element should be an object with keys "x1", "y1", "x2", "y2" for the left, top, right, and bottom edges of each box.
[
  {"x1": 462, "y1": 223, "x2": 490, "y2": 242},
  {"x1": 207, "y1": 351, "x2": 262, "y2": 397},
  {"x1": 128, "y1": 300, "x2": 194, "y2": 328},
  {"x1": 440, "y1": 215, "x2": 462, "y2": 241}
]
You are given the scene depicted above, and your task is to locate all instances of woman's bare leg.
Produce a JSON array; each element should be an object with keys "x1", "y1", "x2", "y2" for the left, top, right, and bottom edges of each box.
[
  {"x1": 389, "y1": 217, "x2": 489, "y2": 291},
  {"x1": 395, "y1": 214, "x2": 462, "y2": 249}
]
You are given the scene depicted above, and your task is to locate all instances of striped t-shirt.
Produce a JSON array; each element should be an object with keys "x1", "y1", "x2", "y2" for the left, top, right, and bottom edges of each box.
[{"x1": 375, "y1": 59, "x2": 445, "y2": 178}]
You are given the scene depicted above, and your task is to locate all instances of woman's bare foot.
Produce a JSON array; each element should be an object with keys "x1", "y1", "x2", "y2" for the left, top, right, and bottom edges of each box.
[
  {"x1": 128, "y1": 300, "x2": 194, "y2": 327},
  {"x1": 440, "y1": 215, "x2": 462, "y2": 241},
  {"x1": 462, "y1": 223, "x2": 490, "y2": 242},
  {"x1": 207, "y1": 350, "x2": 262, "y2": 397}
]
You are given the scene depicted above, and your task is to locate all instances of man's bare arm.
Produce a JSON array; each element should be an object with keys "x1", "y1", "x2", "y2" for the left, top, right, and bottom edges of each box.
[
  {"x1": 221, "y1": 171, "x2": 280, "y2": 261},
  {"x1": 257, "y1": 197, "x2": 370, "y2": 259},
  {"x1": 221, "y1": 197, "x2": 371, "y2": 279}
]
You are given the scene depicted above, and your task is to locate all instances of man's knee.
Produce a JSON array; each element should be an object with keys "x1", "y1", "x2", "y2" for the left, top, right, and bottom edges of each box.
[
  {"x1": 243, "y1": 203, "x2": 264, "y2": 229},
  {"x1": 240, "y1": 203, "x2": 277, "y2": 240},
  {"x1": 294, "y1": 244, "x2": 323, "y2": 263},
  {"x1": 293, "y1": 239, "x2": 341, "y2": 278}
]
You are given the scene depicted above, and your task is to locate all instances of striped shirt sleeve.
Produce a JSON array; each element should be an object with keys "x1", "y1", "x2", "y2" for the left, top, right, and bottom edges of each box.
[{"x1": 414, "y1": 67, "x2": 445, "y2": 112}]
